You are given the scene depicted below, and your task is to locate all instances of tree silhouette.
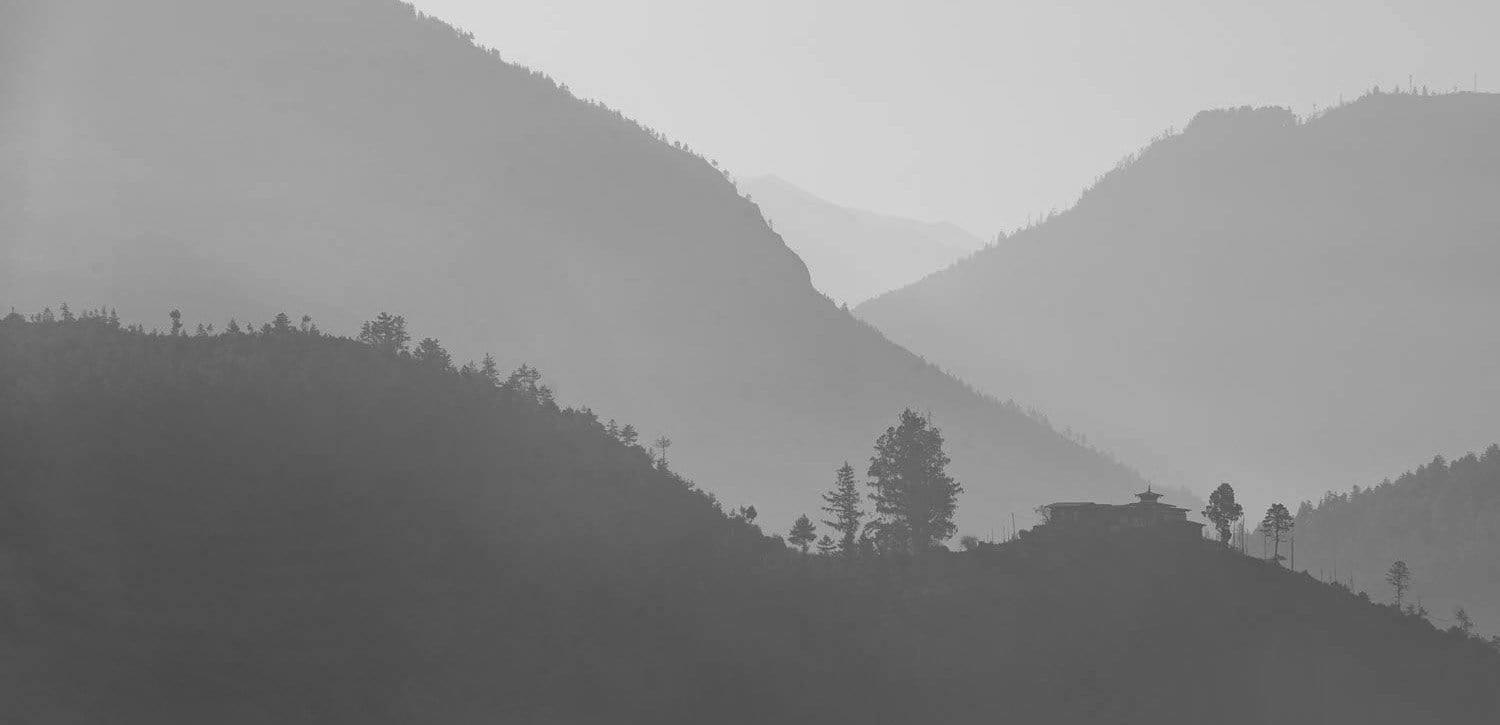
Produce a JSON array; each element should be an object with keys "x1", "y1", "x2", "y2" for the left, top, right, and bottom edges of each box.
[
  {"x1": 412, "y1": 338, "x2": 454, "y2": 372},
  {"x1": 652, "y1": 436, "x2": 673, "y2": 470},
  {"x1": 815, "y1": 535, "x2": 837, "y2": 556},
  {"x1": 1387, "y1": 561, "x2": 1413, "y2": 607},
  {"x1": 1454, "y1": 607, "x2": 1474, "y2": 635},
  {"x1": 1257, "y1": 503, "x2": 1294, "y2": 564},
  {"x1": 479, "y1": 353, "x2": 501, "y2": 385},
  {"x1": 820, "y1": 461, "x2": 864, "y2": 558},
  {"x1": 867, "y1": 409, "x2": 962, "y2": 556},
  {"x1": 788, "y1": 514, "x2": 816, "y2": 553},
  {"x1": 357, "y1": 312, "x2": 410, "y2": 354},
  {"x1": 1201, "y1": 482, "x2": 1244, "y2": 546}
]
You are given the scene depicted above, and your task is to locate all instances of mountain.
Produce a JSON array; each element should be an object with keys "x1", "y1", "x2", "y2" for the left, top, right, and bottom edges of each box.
[
  {"x1": 0, "y1": 0, "x2": 1149, "y2": 534},
  {"x1": 1291, "y1": 445, "x2": 1500, "y2": 638},
  {"x1": 857, "y1": 93, "x2": 1500, "y2": 506},
  {"x1": 2, "y1": 315, "x2": 1497, "y2": 723},
  {"x1": 739, "y1": 175, "x2": 984, "y2": 305}
]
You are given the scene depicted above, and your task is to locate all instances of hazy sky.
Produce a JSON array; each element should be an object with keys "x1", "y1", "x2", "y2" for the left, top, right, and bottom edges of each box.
[{"x1": 412, "y1": 0, "x2": 1498, "y2": 235}]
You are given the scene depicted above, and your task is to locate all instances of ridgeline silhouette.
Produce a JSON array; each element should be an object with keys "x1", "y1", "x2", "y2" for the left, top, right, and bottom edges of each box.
[
  {"x1": 0, "y1": 0, "x2": 1150, "y2": 533},
  {"x1": 1293, "y1": 445, "x2": 1500, "y2": 637},
  {"x1": 857, "y1": 91, "x2": 1500, "y2": 506},
  {"x1": 1, "y1": 311, "x2": 1497, "y2": 723},
  {"x1": 739, "y1": 175, "x2": 984, "y2": 305}
]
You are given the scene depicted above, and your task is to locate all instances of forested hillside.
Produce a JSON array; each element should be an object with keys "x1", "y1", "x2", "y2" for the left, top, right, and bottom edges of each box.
[
  {"x1": 1293, "y1": 446, "x2": 1500, "y2": 636},
  {"x1": 1, "y1": 314, "x2": 1496, "y2": 723},
  {"x1": 740, "y1": 175, "x2": 983, "y2": 305},
  {"x1": 857, "y1": 92, "x2": 1500, "y2": 508},
  {"x1": 0, "y1": 0, "x2": 1144, "y2": 533}
]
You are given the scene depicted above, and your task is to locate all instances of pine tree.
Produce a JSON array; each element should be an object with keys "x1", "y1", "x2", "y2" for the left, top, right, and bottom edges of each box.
[
  {"x1": 1386, "y1": 560, "x2": 1412, "y2": 607},
  {"x1": 412, "y1": 338, "x2": 454, "y2": 372},
  {"x1": 357, "y1": 312, "x2": 410, "y2": 354},
  {"x1": 479, "y1": 353, "x2": 501, "y2": 385},
  {"x1": 1202, "y1": 482, "x2": 1244, "y2": 546},
  {"x1": 652, "y1": 436, "x2": 672, "y2": 470},
  {"x1": 815, "y1": 535, "x2": 837, "y2": 556},
  {"x1": 169, "y1": 309, "x2": 183, "y2": 336},
  {"x1": 788, "y1": 514, "x2": 816, "y2": 553},
  {"x1": 821, "y1": 462, "x2": 865, "y2": 558},
  {"x1": 1256, "y1": 503, "x2": 1294, "y2": 564},
  {"x1": 1454, "y1": 607, "x2": 1474, "y2": 635},
  {"x1": 867, "y1": 409, "x2": 962, "y2": 556}
]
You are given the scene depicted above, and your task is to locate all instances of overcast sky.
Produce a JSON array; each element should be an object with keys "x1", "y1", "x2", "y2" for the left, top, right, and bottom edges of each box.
[{"x1": 412, "y1": 0, "x2": 1498, "y2": 235}]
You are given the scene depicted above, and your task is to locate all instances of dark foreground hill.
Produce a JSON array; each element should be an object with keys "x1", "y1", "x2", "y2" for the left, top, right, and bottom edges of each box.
[
  {"x1": 0, "y1": 0, "x2": 1146, "y2": 533},
  {"x1": 857, "y1": 92, "x2": 1500, "y2": 507},
  {"x1": 1, "y1": 316, "x2": 1496, "y2": 724},
  {"x1": 1291, "y1": 446, "x2": 1500, "y2": 637}
]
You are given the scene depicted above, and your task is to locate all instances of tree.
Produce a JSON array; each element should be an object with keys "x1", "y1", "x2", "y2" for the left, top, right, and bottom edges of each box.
[
  {"x1": 652, "y1": 436, "x2": 672, "y2": 470},
  {"x1": 357, "y1": 312, "x2": 410, "y2": 354},
  {"x1": 169, "y1": 309, "x2": 183, "y2": 336},
  {"x1": 1454, "y1": 607, "x2": 1474, "y2": 635},
  {"x1": 867, "y1": 409, "x2": 962, "y2": 556},
  {"x1": 1202, "y1": 482, "x2": 1244, "y2": 546},
  {"x1": 1256, "y1": 503, "x2": 1294, "y2": 564},
  {"x1": 617, "y1": 424, "x2": 639, "y2": 447},
  {"x1": 412, "y1": 338, "x2": 454, "y2": 372},
  {"x1": 1386, "y1": 560, "x2": 1412, "y2": 607},
  {"x1": 502, "y1": 364, "x2": 555, "y2": 408},
  {"x1": 479, "y1": 353, "x2": 501, "y2": 385},
  {"x1": 815, "y1": 535, "x2": 837, "y2": 557},
  {"x1": 788, "y1": 514, "x2": 816, "y2": 553},
  {"x1": 820, "y1": 462, "x2": 864, "y2": 558}
]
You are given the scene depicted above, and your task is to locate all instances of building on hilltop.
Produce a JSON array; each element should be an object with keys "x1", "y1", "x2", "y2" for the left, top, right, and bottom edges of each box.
[{"x1": 1031, "y1": 488, "x2": 1205, "y2": 540}]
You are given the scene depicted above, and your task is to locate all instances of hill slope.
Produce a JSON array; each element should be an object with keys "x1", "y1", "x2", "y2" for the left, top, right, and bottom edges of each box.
[
  {"x1": 1, "y1": 315, "x2": 1496, "y2": 723},
  {"x1": 0, "y1": 0, "x2": 1141, "y2": 533},
  {"x1": 1292, "y1": 445, "x2": 1500, "y2": 637},
  {"x1": 740, "y1": 175, "x2": 983, "y2": 305},
  {"x1": 858, "y1": 93, "x2": 1500, "y2": 505}
]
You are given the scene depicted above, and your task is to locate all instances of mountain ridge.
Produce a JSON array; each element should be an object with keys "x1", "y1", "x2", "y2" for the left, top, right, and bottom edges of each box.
[
  {"x1": 1, "y1": 314, "x2": 1495, "y2": 723},
  {"x1": 0, "y1": 0, "x2": 1149, "y2": 533},
  {"x1": 857, "y1": 91, "x2": 1500, "y2": 507},
  {"x1": 742, "y1": 174, "x2": 983, "y2": 305}
]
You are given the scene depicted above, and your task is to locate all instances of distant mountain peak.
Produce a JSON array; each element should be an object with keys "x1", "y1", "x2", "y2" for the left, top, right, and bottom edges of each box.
[{"x1": 740, "y1": 175, "x2": 983, "y2": 305}]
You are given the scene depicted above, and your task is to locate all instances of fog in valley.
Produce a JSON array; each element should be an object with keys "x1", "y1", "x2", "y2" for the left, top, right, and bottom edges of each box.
[{"x1": 3, "y1": 1, "x2": 1499, "y2": 722}]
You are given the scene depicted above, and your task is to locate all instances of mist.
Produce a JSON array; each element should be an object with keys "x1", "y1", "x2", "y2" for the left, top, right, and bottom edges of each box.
[{"x1": 3, "y1": 0, "x2": 1498, "y2": 722}]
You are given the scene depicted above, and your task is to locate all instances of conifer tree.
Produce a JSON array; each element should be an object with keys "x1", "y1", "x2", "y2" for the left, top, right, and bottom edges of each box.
[
  {"x1": 867, "y1": 408, "x2": 962, "y2": 556},
  {"x1": 815, "y1": 535, "x2": 837, "y2": 556},
  {"x1": 788, "y1": 514, "x2": 816, "y2": 553},
  {"x1": 479, "y1": 353, "x2": 501, "y2": 385},
  {"x1": 1386, "y1": 560, "x2": 1412, "y2": 607},
  {"x1": 1257, "y1": 503, "x2": 1294, "y2": 564},
  {"x1": 1454, "y1": 607, "x2": 1474, "y2": 635},
  {"x1": 412, "y1": 337, "x2": 454, "y2": 372},
  {"x1": 821, "y1": 462, "x2": 865, "y2": 558},
  {"x1": 357, "y1": 312, "x2": 410, "y2": 354}
]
